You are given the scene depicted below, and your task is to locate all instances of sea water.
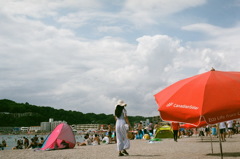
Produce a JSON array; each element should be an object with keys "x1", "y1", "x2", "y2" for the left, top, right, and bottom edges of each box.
[{"x1": 0, "y1": 134, "x2": 84, "y2": 150}]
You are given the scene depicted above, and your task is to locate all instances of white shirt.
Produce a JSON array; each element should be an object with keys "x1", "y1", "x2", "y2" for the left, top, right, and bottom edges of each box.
[
  {"x1": 219, "y1": 122, "x2": 226, "y2": 129},
  {"x1": 102, "y1": 136, "x2": 109, "y2": 144},
  {"x1": 227, "y1": 120, "x2": 233, "y2": 128}
]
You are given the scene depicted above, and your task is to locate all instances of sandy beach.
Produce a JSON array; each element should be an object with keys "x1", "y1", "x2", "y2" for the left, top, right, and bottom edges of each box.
[{"x1": 1, "y1": 134, "x2": 240, "y2": 159}]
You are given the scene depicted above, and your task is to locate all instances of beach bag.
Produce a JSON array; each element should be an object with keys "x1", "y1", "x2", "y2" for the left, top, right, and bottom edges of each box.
[{"x1": 124, "y1": 124, "x2": 129, "y2": 130}]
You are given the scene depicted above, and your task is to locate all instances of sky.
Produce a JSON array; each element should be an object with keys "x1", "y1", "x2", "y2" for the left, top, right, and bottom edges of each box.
[{"x1": 1, "y1": 0, "x2": 240, "y2": 117}]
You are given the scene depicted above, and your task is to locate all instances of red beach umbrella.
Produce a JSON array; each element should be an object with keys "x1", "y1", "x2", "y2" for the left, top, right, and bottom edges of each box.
[
  {"x1": 180, "y1": 121, "x2": 207, "y2": 129},
  {"x1": 180, "y1": 123, "x2": 197, "y2": 129},
  {"x1": 154, "y1": 69, "x2": 240, "y2": 158},
  {"x1": 154, "y1": 69, "x2": 240, "y2": 125}
]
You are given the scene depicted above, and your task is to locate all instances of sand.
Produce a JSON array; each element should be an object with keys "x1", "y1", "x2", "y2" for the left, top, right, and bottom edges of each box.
[{"x1": 1, "y1": 134, "x2": 240, "y2": 159}]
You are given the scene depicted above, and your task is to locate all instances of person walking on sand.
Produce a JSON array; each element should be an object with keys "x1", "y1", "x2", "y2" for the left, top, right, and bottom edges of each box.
[
  {"x1": 107, "y1": 123, "x2": 113, "y2": 143},
  {"x1": 219, "y1": 122, "x2": 227, "y2": 142},
  {"x1": 226, "y1": 120, "x2": 233, "y2": 138},
  {"x1": 153, "y1": 122, "x2": 160, "y2": 136},
  {"x1": 137, "y1": 122, "x2": 143, "y2": 139},
  {"x1": 115, "y1": 100, "x2": 131, "y2": 156},
  {"x1": 171, "y1": 122, "x2": 180, "y2": 142}
]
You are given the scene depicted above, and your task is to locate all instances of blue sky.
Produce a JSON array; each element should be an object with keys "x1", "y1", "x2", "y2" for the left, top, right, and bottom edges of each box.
[{"x1": 1, "y1": 0, "x2": 240, "y2": 117}]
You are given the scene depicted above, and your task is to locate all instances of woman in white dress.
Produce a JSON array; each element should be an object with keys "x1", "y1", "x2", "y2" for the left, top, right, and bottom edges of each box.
[{"x1": 114, "y1": 100, "x2": 131, "y2": 156}]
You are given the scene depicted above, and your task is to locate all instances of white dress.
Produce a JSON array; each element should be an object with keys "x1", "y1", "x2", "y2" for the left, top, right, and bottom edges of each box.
[{"x1": 116, "y1": 109, "x2": 130, "y2": 151}]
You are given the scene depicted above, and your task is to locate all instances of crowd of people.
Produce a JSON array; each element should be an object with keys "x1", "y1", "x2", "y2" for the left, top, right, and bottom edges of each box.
[
  {"x1": 3, "y1": 99, "x2": 240, "y2": 158},
  {"x1": 6, "y1": 118, "x2": 239, "y2": 151},
  {"x1": 75, "y1": 121, "x2": 159, "y2": 148},
  {"x1": 77, "y1": 134, "x2": 98, "y2": 146},
  {"x1": 12, "y1": 135, "x2": 44, "y2": 149},
  {"x1": 172, "y1": 120, "x2": 240, "y2": 142}
]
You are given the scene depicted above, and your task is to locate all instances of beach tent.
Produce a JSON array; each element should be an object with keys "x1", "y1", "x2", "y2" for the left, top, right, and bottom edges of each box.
[
  {"x1": 41, "y1": 123, "x2": 76, "y2": 150},
  {"x1": 154, "y1": 125, "x2": 173, "y2": 138}
]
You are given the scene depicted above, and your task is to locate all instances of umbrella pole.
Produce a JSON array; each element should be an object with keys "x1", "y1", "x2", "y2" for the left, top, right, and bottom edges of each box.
[
  {"x1": 210, "y1": 133, "x2": 213, "y2": 154},
  {"x1": 217, "y1": 124, "x2": 223, "y2": 159}
]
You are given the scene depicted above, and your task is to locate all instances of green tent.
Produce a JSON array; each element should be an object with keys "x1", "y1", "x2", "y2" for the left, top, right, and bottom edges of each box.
[{"x1": 154, "y1": 125, "x2": 173, "y2": 138}]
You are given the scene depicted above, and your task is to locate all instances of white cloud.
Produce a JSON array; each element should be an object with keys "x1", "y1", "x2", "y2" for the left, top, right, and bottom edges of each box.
[
  {"x1": 97, "y1": 26, "x2": 123, "y2": 33},
  {"x1": 1, "y1": 16, "x2": 239, "y2": 116},
  {"x1": 0, "y1": 0, "x2": 101, "y2": 18},
  {"x1": 1, "y1": 0, "x2": 240, "y2": 117},
  {"x1": 182, "y1": 23, "x2": 240, "y2": 49},
  {"x1": 182, "y1": 23, "x2": 221, "y2": 35},
  {"x1": 122, "y1": 0, "x2": 206, "y2": 25}
]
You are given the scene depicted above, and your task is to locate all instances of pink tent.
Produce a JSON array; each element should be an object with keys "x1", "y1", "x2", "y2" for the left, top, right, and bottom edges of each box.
[{"x1": 41, "y1": 123, "x2": 76, "y2": 150}]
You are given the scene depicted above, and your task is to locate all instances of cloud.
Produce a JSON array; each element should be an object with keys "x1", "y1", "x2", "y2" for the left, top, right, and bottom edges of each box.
[
  {"x1": 122, "y1": 0, "x2": 207, "y2": 26},
  {"x1": 0, "y1": 14, "x2": 239, "y2": 116},
  {"x1": 0, "y1": 0, "x2": 101, "y2": 18},
  {"x1": 1, "y1": 0, "x2": 240, "y2": 117},
  {"x1": 182, "y1": 23, "x2": 240, "y2": 49},
  {"x1": 97, "y1": 26, "x2": 123, "y2": 33}
]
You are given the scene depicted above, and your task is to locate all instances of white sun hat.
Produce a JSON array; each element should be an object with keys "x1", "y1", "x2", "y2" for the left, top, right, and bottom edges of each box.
[{"x1": 116, "y1": 100, "x2": 127, "y2": 107}]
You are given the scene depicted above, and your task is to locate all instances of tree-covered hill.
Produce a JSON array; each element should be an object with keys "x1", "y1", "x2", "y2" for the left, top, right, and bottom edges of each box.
[{"x1": 0, "y1": 99, "x2": 147, "y2": 127}]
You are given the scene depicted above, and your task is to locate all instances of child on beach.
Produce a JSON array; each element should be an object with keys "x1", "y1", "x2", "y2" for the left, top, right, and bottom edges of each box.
[
  {"x1": 153, "y1": 122, "x2": 160, "y2": 136},
  {"x1": 23, "y1": 137, "x2": 29, "y2": 149},
  {"x1": 0, "y1": 139, "x2": 6, "y2": 150},
  {"x1": 27, "y1": 138, "x2": 38, "y2": 149},
  {"x1": 92, "y1": 134, "x2": 100, "y2": 145},
  {"x1": 137, "y1": 122, "x2": 143, "y2": 139},
  {"x1": 1, "y1": 139, "x2": 7, "y2": 150},
  {"x1": 212, "y1": 125, "x2": 217, "y2": 137},
  {"x1": 58, "y1": 140, "x2": 69, "y2": 149},
  {"x1": 2, "y1": 139, "x2": 6, "y2": 147},
  {"x1": 107, "y1": 124, "x2": 113, "y2": 143},
  {"x1": 102, "y1": 135, "x2": 110, "y2": 144},
  {"x1": 13, "y1": 139, "x2": 24, "y2": 149},
  {"x1": 38, "y1": 137, "x2": 44, "y2": 147},
  {"x1": 77, "y1": 134, "x2": 92, "y2": 146}
]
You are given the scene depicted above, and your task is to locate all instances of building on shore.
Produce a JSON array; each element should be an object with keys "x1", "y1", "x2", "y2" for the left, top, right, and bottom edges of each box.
[
  {"x1": 20, "y1": 127, "x2": 29, "y2": 132},
  {"x1": 0, "y1": 127, "x2": 15, "y2": 133},
  {"x1": 73, "y1": 124, "x2": 102, "y2": 131},
  {"x1": 40, "y1": 118, "x2": 67, "y2": 132},
  {"x1": 29, "y1": 126, "x2": 41, "y2": 132}
]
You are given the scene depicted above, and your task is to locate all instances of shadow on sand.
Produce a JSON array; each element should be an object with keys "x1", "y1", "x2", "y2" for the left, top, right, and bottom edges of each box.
[
  {"x1": 129, "y1": 155, "x2": 161, "y2": 157},
  {"x1": 206, "y1": 152, "x2": 240, "y2": 157},
  {"x1": 196, "y1": 140, "x2": 219, "y2": 143}
]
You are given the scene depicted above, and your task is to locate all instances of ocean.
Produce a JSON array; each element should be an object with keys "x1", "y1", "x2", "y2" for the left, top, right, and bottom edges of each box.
[{"x1": 0, "y1": 134, "x2": 84, "y2": 150}]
